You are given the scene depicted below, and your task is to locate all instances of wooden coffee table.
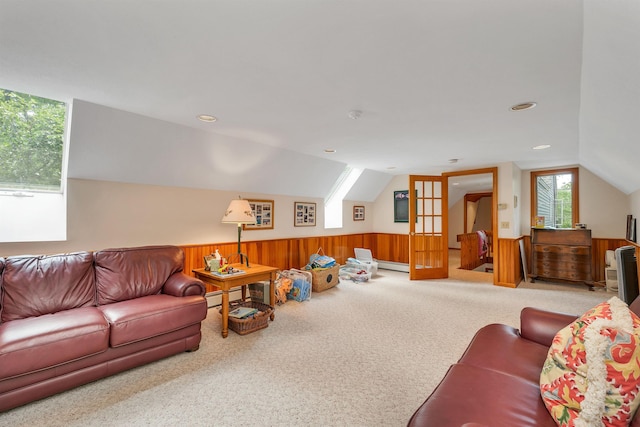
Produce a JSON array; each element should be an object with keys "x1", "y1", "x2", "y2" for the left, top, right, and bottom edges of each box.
[{"x1": 193, "y1": 263, "x2": 278, "y2": 338}]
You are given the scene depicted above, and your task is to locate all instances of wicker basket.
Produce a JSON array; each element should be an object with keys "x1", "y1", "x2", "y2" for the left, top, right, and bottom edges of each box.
[
  {"x1": 220, "y1": 300, "x2": 273, "y2": 335},
  {"x1": 310, "y1": 264, "x2": 340, "y2": 292}
]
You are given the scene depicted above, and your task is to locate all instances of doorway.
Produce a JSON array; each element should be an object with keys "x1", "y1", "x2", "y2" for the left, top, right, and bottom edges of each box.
[{"x1": 443, "y1": 168, "x2": 497, "y2": 284}]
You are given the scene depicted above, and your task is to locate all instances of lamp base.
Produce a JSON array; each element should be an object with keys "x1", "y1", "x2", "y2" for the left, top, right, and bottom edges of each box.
[
  {"x1": 239, "y1": 252, "x2": 250, "y2": 268},
  {"x1": 228, "y1": 252, "x2": 250, "y2": 268}
]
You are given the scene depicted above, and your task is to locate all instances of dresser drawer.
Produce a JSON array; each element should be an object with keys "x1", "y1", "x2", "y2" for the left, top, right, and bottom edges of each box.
[{"x1": 533, "y1": 245, "x2": 589, "y2": 255}]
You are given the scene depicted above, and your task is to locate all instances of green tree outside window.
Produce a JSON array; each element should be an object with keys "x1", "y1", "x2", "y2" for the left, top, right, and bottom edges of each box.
[{"x1": 0, "y1": 88, "x2": 66, "y2": 192}]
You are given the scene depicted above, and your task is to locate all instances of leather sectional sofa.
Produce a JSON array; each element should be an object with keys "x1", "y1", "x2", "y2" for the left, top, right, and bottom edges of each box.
[
  {"x1": 408, "y1": 296, "x2": 640, "y2": 426},
  {"x1": 0, "y1": 245, "x2": 208, "y2": 412}
]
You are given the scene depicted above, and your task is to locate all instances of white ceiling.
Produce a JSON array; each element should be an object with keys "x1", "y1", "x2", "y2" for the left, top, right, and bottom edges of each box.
[{"x1": 1, "y1": 1, "x2": 639, "y2": 196}]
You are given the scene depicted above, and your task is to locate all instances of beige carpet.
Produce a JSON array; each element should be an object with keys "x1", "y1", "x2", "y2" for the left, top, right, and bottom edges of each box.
[
  {"x1": 0, "y1": 270, "x2": 611, "y2": 427},
  {"x1": 448, "y1": 248, "x2": 493, "y2": 283}
]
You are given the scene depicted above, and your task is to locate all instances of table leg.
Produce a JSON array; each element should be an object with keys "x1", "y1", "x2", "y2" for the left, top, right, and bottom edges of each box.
[
  {"x1": 269, "y1": 272, "x2": 276, "y2": 321},
  {"x1": 221, "y1": 289, "x2": 229, "y2": 338}
]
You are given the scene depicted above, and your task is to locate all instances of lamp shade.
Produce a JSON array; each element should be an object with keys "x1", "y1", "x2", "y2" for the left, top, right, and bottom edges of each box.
[{"x1": 221, "y1": 199, "x2": 256, "y2": 224}]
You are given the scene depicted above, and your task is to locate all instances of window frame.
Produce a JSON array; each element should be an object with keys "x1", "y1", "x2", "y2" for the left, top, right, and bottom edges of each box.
[{"x1": 530, "y1": 167, "x2": 579, "y2": 229}]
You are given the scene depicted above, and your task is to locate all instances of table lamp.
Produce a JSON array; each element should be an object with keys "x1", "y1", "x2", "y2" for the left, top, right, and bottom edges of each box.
[{"x1": 221, "y1": 197, "x2": 256, "y2": 267}]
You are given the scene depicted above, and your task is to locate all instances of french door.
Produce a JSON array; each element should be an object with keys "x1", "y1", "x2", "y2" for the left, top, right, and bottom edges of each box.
[{"x1": 409, "y1": 175, "x2": 448, "y2": 280}]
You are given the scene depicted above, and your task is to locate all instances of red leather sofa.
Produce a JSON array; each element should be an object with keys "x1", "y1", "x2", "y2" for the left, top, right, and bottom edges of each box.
[
  {"x1": 0, "y1": 245, "x2": 208, "y2": 412},
  {"x1": 407, "y1": 297, "x2": 640, "y2": 427}
]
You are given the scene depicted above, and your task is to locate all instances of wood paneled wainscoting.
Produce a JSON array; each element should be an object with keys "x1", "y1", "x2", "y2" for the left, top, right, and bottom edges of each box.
[
  {"x1": 180, "y1": 233, "x2": 410, "y2": 278},
  {"x1": 180, "y1": 232, "x2": 636, "y2": 289},
  {"x1": 494, "y1": 237, "x2": 523, "y2": 288}
]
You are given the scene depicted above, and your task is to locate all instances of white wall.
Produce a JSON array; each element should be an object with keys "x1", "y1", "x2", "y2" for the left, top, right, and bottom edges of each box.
[
  {"x1": 1, "y1": 164, "x2": 632, "y2": 258},
  {"x1": 631, "y1": 189, "x2": 640, "y2": 220},
  {"x1": 579, "y1": 167, "x2": 630, "y2": 238},
  {"x1": 67, "y1": 100, "x2": 350, "y2": 200},
  {"x1": 372, "y1": 175, "x2": 411, "y2": 235},
  {"x1": 520, "y1": 165, "x2": 628, "y2": 238},
  {"x1": 0, "y1": 179, "x2": 374, "y2": 257},
  {"x1": 511, "y1": 163, "x2": 523, "y2": 236},
  {"x1": 497, "y1": 162, "x2": 515, "y2": 238},
  {"x1": 471, "y1": 197, "x2": 492, "y2": 232},
  {"x1": 448, "y1": 197, "x2": 464, "y2": 249}
]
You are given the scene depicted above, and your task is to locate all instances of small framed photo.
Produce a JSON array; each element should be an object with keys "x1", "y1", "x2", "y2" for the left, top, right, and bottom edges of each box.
[
  {"x1": 204, "y1": 255, "x2": 214, "y2": 270},
  {"x1": 203, "y1": 255, "x2": 220, "y2": 271},
  {"x1": 294, "y1": 201, "x2": 316, "y2": 227},
  {"x1": 626, "y1": 215, "x2": 635, "y2": 241},
  {"x1": 353, "y1": 206, "x2": 365, "y2": 221},
  {"x1": 243, "y1": 200, "x2": 274, "y2": 230}
]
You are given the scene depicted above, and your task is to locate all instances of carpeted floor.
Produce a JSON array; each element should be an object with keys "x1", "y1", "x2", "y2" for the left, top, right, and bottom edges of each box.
[{"x1": 0, "y1": 270, "x2": 611, "y2": 427}]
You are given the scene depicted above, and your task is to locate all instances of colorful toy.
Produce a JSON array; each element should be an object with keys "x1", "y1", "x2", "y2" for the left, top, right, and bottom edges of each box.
[{"x1": 275, "y1": 276, "x2": 292, "y2": 305}]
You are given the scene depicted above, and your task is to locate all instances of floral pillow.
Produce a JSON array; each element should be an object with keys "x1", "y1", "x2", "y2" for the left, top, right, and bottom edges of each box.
[{"x1": 540, "y1": 296, "x2": 640, "y2": 426}]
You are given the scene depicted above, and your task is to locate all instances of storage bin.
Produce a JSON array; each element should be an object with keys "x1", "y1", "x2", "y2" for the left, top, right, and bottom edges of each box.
[
  {"x1": 340, "y1": 266, "x2": 371, "y2": 282},
  {"x1": 310, "y1": 264, "x2": 340, "y2": 292},
  {"x1": 248, "y1": 282, "x2": 269, "y2": 304},
  {"x1": 354, "y1": 248, "x2": 379, "y2": 276},
  {"x1": 281, "y1": 269, "x2": 312, "y2": 301},
  {"x1": 220, "y1": 300, "x2": 273, "y2": 335}
]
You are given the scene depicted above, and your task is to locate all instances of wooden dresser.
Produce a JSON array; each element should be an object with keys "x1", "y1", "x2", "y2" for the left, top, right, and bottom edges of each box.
[{"x1": 529, "y1": 228, "x2": 592, "y2": 285}]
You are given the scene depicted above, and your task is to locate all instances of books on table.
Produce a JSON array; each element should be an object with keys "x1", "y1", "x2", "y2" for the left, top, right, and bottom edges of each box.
[{"x1": 228, "y1": 307, "x2": 258, "y2": 319}]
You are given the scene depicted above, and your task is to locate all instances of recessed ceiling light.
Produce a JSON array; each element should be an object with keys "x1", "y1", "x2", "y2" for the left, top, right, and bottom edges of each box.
[
  {"x1": 452, "y1": 182, "x2": 460, "y2": 186},
  {"x1": 324, "y1": 148, "x2": 336, "y2": 153},
  {"x1": 448, "y1": 159, "x2": 459, "y2": 164},
  {"x1": 197, "y1": 114, "x2": 217, "y2": 122},
  {"x1": 386, "y1": 166, "x2": 396, "y2": 170},
  {"x1": 532, "y1": 144, "x2": 551, "y2": 150},
  {"x1": 348, "y1": 110, "x2": 362, "y2": 120},
  {"x1": 510, "y1": 102, "x2": 537, "y2": 111}
]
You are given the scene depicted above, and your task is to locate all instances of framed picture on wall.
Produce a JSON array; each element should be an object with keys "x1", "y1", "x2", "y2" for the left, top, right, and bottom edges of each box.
[
  {"x1": 353, "y1": 206, "x2": 365, "y2": 221},
  {"x1": 629, "y1": 217, "x2": 637, "y2": 243},
  {"x1": 294, "y1": 201, "x2": 316, "y2": 227},
  {"x1": 243, "y1": 199, "x2": 274, "y2": 230},
  {"x1": 394, "y1": 190, "x2": 409, "y2": 222}
]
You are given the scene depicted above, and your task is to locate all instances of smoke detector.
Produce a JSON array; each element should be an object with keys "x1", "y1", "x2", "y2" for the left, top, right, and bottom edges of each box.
[{"x1": 348, "y1": 110, "x2": 362, "y2": 120}]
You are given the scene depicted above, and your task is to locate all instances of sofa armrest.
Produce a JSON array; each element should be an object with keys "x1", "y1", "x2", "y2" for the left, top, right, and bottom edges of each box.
[
  {"x1": 163, "y1": 272, "x2": 206, "y2": 297},
  {"x1": 519, "y1": 307, "x2": 578, "y2": 347}
]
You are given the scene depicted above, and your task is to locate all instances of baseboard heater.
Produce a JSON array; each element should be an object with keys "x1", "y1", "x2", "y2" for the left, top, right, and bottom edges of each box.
[
  {"x1": 377, "y1": 261, "x2": 410, "y2": 273},
  {"x1": 205, "y1": 288, "x2": 244, "y2": 308}
]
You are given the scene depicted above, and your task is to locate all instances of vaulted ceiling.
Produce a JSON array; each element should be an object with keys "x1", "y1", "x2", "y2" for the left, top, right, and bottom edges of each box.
[{"x1": 1, "y1": 1, "x2": 638, "y2": 198}]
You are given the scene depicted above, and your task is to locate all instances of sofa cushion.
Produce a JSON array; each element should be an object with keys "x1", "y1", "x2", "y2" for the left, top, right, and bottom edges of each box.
[
  {"x1": 97, "y1": 294, "x2": 207, "y2": 347},
  {"x1": 94, "y1": 246, "x2": 184, "y2": 305},
  {"x1": 540, "y1": 296, "x2": 640, "y2": 426},
  {"x1": 458, "y1": 323, "x2": 550, "y2": 384},
  {"x1": 0, "y1": 258, "x2": 3, "y2": 299},
  {"x1": 0, "y1": 307, "x2": 109, "y2": 378},
  {"x1": 1, "y1": 252, "x2": 95, "y2": 322},
  {"x1": 408, "y1": 363, "x2": 557, "y2": 427}
]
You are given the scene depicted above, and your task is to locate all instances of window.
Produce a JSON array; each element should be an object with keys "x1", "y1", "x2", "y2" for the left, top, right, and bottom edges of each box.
[
  {"x1": 0, "y1": 88, "x2": 66, "y2": 192},
  {"x1": 0, "y1": 88, "x2": 68, "y2": 243},
  {"x1": 531, "y1": 167, "x2": 578, "y2": 229},
  {"x1": 324, "y1": 166, "x2": 363, "y2": 228}
]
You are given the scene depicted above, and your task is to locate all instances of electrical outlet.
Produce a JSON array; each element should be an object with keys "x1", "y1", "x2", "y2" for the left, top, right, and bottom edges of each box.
[{"x1": 500, "y1": 221, "x2": 510, "y2": 229}]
